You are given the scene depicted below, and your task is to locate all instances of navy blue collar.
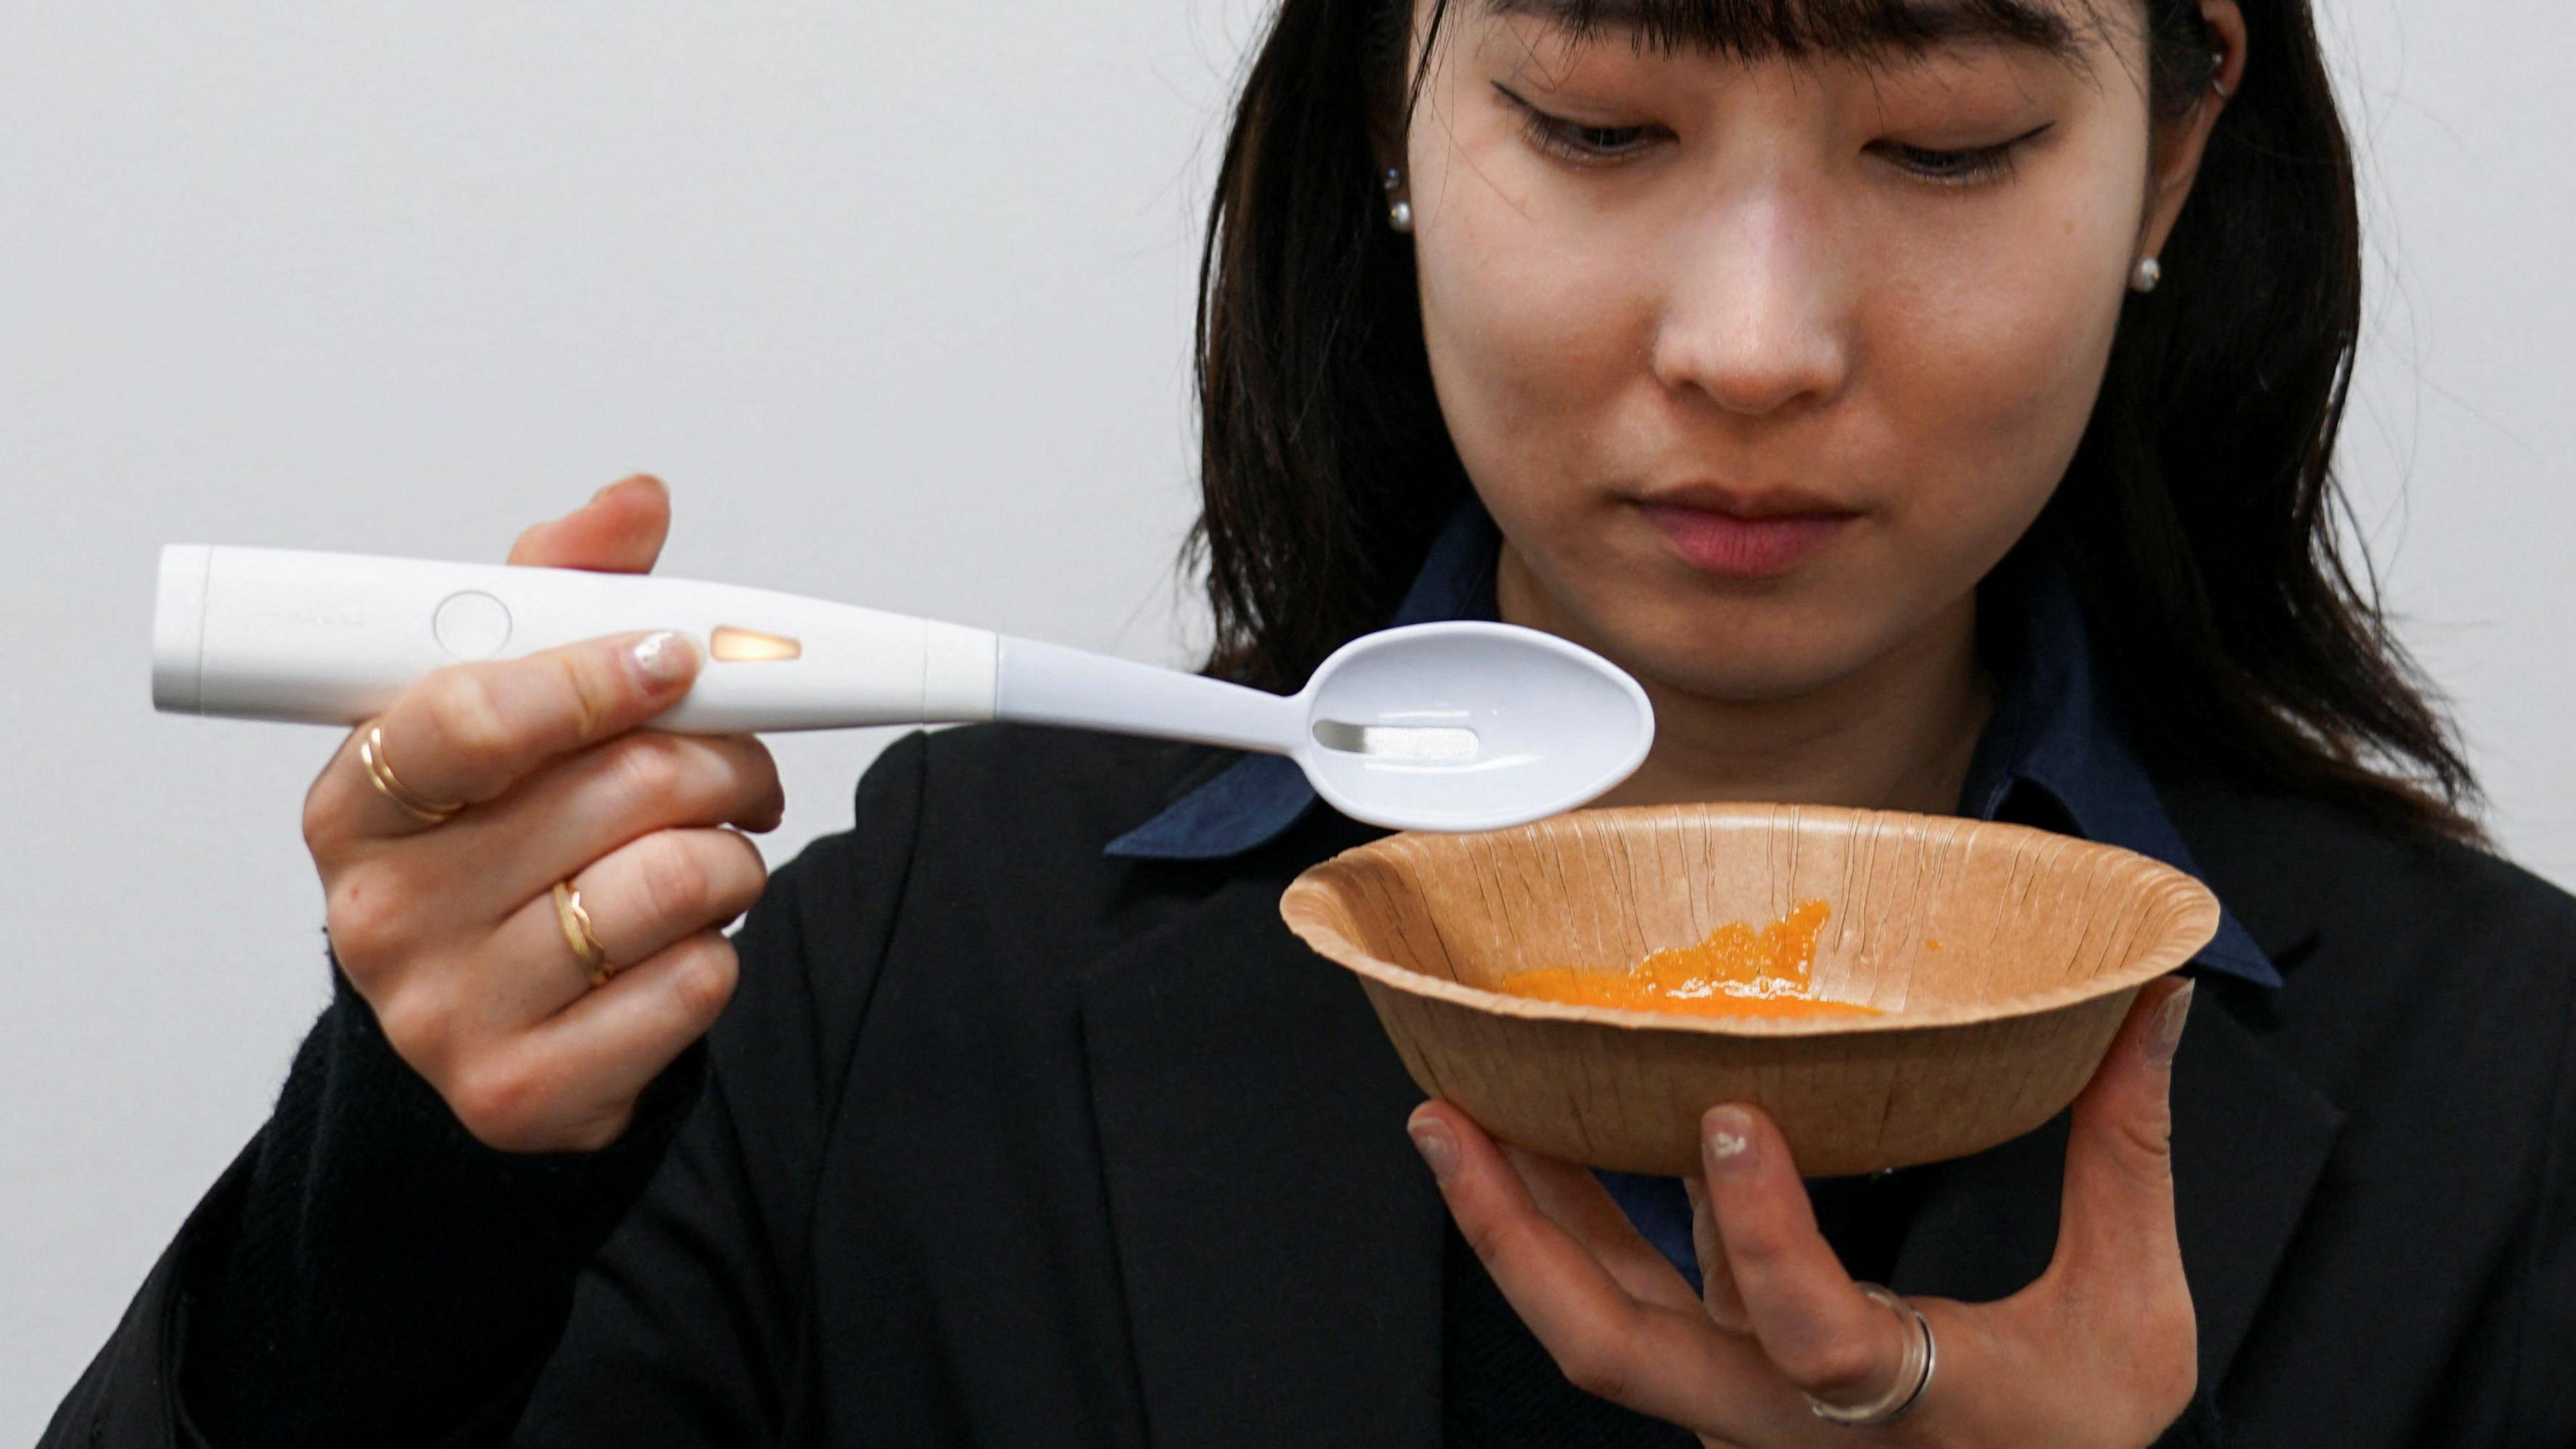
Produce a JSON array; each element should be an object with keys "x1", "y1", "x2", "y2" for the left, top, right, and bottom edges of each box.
[{"x1": 1109, "y1": 502, "x2": 2278, "y2": 990}]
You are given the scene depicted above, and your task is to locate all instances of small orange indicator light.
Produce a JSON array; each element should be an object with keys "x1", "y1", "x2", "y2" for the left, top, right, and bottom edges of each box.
[{"x1": 709, "y1": 626, "x2": 802, "y2": 662}]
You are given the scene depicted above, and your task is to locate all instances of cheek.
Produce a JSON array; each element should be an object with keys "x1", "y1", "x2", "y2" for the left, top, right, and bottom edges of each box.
[
  {"x1": 1409, "y1": 167, "x2": 1648, "y2": 519},
  {"x1": 1866, "y1": 174, "x2": 2142, "y2": 544}
]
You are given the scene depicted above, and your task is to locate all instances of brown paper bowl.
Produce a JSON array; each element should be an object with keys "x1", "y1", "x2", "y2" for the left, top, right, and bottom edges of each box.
[{"x1": 1279, "y1": 804, "x2": 2218, "y2": 1177}]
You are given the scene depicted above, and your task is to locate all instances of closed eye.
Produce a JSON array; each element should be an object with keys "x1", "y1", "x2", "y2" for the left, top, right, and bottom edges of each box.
[
  {"x1": 1495, "y1": 83, "x2": 1666, "y2": 164},
  {"x1": 1869, "y1": 123, "x2": 2054, "y2": 187}
]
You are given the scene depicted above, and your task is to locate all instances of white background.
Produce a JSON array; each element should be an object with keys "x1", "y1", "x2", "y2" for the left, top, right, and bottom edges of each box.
[{"x1": 3, "y1": 1, "x2": 2567, "y2": 1436}]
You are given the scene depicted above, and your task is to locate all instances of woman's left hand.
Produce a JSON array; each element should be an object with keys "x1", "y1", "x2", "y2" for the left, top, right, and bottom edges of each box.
[{"x1": 1405, "y1": 976, "x2": 2201, "y2": 1448}]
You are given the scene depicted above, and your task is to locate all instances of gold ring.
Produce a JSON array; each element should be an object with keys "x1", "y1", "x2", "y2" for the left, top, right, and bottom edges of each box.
[
  {"x1": 361, "y1": 724, "x2": 463, "y2": 824},
  {"x1": 553, "y1": 880, "x2": 616, "y2": 988}
]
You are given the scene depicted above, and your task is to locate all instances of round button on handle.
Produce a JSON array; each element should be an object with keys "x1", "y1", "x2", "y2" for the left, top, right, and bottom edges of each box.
[{"x1": 431, "y1": 590, "x2": 514, "y2": 661}]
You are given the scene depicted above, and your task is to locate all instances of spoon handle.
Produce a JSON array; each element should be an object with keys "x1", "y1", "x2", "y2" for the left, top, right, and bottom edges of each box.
[
  {"x1": 152, "y1": 544, "x2": 1002, "y2": 734},
  {"x1": 995, "y1": 637, "x2": 1305, "y2": 757},
  {"x1": 152, "y1": 543, "x2": 1308, "y2": 755}
]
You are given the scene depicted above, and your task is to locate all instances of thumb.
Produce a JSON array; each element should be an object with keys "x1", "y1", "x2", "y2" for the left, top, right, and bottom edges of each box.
[
  {"x1": 506, "y1": 474, "x2": 672, "y2": 572},
  {"x1": 2052, "y1": 976, "x2": 2194, "y2": 1286}
]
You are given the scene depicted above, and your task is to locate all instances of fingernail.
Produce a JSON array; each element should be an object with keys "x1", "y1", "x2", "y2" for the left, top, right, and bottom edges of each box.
[
  {"x1": 1408, "y1": 1115, "x2": 1457, "y2": 1183},
  {"x1": 592, "y1": 474, "x2": 664, "y2": 505},
  {"x1": 2145, "y1": 980, "x2": 2195, "y2": 1069},
  {"x1": 1703, "y1": 1106, "x2": 1758, "y2": 1176},
  {"x1": 631, "y1": 631, "x2": 697, "y2": 686}
]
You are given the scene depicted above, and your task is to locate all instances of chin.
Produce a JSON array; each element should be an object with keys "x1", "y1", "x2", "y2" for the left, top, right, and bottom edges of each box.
[
  {"x1": 1503, "y1": 506, "x2": 1966, "y2": 701},
  {"x1": 1590, "y1": 594, "x2": 1900, "y2": 704},
  {"x1": 1627, "y1": 644, "x2": 1871, "y2": 705}
]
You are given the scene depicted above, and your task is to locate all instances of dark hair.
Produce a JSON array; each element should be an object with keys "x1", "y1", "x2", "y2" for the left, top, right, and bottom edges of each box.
[{"x1": 1186, "y1": 0, "x2": 2482, "y2": 841}]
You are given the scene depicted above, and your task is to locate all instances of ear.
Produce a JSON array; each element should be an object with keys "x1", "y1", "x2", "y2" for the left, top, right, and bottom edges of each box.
[
  {"x1": 2138, "y1": 1, "x2": 2247, "y2": 265},
  {"x1": 1371, "y1": 2, "x2": 1435, "y2": 189},
  {"x1": 1371, "y1": 122, "x2": 1408, "y2": 197}
]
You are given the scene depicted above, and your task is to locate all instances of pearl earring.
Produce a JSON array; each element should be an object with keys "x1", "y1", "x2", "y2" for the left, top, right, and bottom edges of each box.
[
  {"x1": 1383, "y1": 166, "x2": 1413, "y2": 234},
  {"x1": 2210, "y1": 51, "x2": 2231, "y2": 99},
  {"x1": 2131, "y1": 257, "x2": 2163, "y2": 294}
]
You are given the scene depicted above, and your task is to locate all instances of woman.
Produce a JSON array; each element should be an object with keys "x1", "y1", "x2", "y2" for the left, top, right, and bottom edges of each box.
[{"x1": 46, "y1": 0, "x2": 2576, "y2": 1444}]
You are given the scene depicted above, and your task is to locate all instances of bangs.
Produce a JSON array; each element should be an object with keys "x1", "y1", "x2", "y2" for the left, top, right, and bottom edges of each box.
[{"x1": 1471, "y1": 0, "x2": 2098, "y2": 62}]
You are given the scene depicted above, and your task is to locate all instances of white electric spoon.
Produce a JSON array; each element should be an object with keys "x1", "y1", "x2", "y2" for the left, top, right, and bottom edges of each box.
[{"x1": 151, "y1": 545, "x2": 1654, "y2": 833}]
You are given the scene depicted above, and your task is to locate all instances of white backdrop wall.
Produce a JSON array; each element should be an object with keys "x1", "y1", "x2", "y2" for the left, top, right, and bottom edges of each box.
[{"x1": 2, "y1": 2, "x2": 2566, "y2": 1436}]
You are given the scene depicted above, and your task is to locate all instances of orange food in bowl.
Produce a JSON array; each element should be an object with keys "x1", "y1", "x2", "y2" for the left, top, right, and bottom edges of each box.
[{"x1": 1495, "y1": 899, "x2": 1881, "y2": 1019}]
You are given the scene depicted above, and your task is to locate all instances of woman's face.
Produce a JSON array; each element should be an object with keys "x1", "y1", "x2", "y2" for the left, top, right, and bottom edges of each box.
[{"x1": 1404, "y1": 0, "x2": 2205, "y2": 701}]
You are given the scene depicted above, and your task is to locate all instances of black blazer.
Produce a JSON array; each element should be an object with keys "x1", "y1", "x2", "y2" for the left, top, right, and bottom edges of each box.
[{"x1": 48, "y1": 724, "x2": 2576, "y2": 1447}]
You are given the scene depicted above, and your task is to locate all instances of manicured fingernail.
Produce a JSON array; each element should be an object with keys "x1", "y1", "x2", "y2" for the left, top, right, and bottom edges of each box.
[
  {"x1": 592, "y1": 474, "x2": 663, "y2": 504},
  {"x1": 1408, "y1": 1116, "x2": 1457, "y2": 1183},
  {"x1": 1703, "y1": 1106, "x2": 1758, "y2": 1176},
  {"x1": 2145, "y1": 980, "x2": 2195, "y2": 1069},
  {"x1": 631, "y1": 631, "x2": 696, "y2": 686}
]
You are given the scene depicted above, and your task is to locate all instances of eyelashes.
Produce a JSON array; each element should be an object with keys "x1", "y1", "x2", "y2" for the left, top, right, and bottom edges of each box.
[
  {"x1": 1866, "y1": 128, "x2": 2053, "y2": 186},
  {"x1": 1493, "y1": 82, "x2": 2053, "y2": 189},
  {"x1": 1513, "y1": 107, "x2": 1660, "y2": 163},
  {"x1": 1497, "y1": 85, "x2": 1665, "y2": 162}
]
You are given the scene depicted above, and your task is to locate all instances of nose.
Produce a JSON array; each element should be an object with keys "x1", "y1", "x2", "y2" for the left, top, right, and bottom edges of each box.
[{"x1": 1648, "y1": 186, "x2": 1851, "y2": 418}]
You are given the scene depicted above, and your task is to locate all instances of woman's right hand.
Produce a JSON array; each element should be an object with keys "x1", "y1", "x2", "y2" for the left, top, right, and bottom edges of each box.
[{"x1": 299, "y1": 476, "x2": 786, "y2": 1153}]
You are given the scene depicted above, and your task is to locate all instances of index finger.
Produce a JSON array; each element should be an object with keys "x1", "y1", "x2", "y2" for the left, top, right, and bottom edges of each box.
[
  {"x1": 1695, "y1": 1104, "x2": 1917, "y2": 1411},
  {"x1": 1410, "y1": 1102, "x2": 1782, "y2": 1434},
  {"x1": 315, "y1": 631, "x2": 700, "y2": 845}
]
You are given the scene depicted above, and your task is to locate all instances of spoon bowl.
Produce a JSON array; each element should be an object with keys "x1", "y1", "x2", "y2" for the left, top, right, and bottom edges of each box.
[{"x1": 1293, "y1": 623, "x2": 1655, "y2": 832}]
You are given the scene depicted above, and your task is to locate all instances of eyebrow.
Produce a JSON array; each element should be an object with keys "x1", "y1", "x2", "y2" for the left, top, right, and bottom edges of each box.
[{"x1": 1476, "y1": 0, "x2": 2084, "y2": 60}]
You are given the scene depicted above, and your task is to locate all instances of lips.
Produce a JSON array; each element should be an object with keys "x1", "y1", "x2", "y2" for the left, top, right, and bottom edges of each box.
[{"x1": 1637, "y1": 488, "x2": 1859, "y2": 579}]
